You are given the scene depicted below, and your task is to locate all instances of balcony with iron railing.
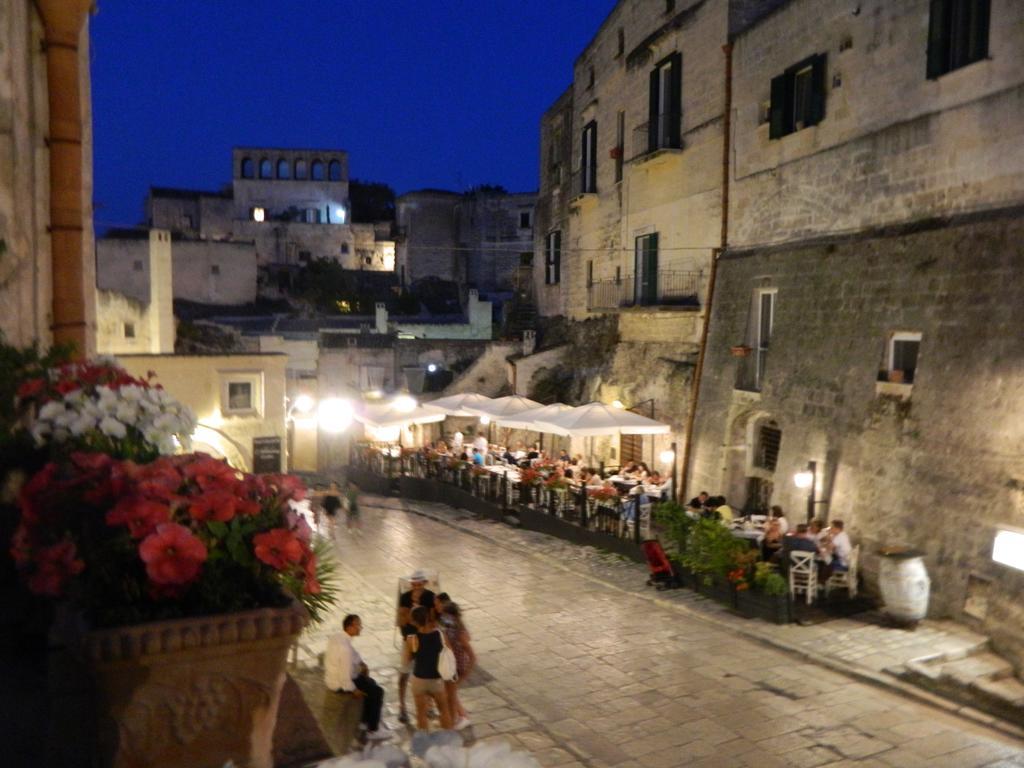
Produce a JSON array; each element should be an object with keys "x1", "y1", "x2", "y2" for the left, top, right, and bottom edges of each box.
[
  {"x1": 631, "y1": 115, "x2": 683, "y2": 163},
  {"x1": 587, "y1": 270, "x2": 701, "y2": 311}
]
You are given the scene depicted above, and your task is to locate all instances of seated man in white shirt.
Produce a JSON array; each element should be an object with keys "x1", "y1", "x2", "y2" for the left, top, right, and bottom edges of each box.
[
  {"x1": 324, "y1": 614, "x2": 391, "y2": 740},
  {"x1": 828, "y1": 519, "x2": 852, "y2": 572}
]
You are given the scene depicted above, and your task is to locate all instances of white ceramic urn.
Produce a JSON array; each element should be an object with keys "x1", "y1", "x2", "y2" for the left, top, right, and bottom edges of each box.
[{"x1": 878, "y1": 549, "x2": 930, "y2": 623}]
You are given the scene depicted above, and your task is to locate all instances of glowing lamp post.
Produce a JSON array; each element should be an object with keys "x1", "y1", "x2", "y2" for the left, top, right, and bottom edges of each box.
[{"x1": 793, "y1": 461, "x2": 817, "y2": 522}]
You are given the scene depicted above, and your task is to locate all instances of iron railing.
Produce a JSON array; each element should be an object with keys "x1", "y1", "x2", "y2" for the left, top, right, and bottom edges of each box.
[
  {"x1": 632, "y1": 116, "x2": 682, "y2": 160},
  {"x1": 587, "y1": 270, "x2": 701, "y2": 311}
]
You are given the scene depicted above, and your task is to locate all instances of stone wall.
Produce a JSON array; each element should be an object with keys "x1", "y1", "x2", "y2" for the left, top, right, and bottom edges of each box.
[
  {"x1": 689, "y1": 209, "x2": 1024, "y2": 668},
  {"x1": 95, "y1": 290, "x2": 153, "y2": 355},
  {"x1": 396, "y1": 191, "x2": 462, "y2": 285},
  {"x1": 533, "y1": 88, "x2": 573, "y2": 318},
  {"x1": 729, "y1": 0, "x2": 1024, "y2": 247}
]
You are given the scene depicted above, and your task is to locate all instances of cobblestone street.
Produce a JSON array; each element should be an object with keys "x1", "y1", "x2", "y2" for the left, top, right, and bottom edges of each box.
[{"x1": 297, "y1": 498, "x2": 1024, "y2": 768}]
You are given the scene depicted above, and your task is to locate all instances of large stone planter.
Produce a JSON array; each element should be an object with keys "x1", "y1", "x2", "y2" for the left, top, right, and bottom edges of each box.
[
  {"x1": 735, "y1": 588, "x2": 791, "y2": 624},
  {"x1": 878, "y1": 549, "x2": 930, "y2": 625},
  {"x1": 82, "y1": 602, "x2": 306, "y2": 768}
]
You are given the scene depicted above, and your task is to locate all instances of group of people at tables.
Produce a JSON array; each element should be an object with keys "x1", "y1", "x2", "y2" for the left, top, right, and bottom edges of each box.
[
  {"x1": 420, "y1": 436, "x2": 672, "y2": 501},
  {"x1": 686, "y1": 491, "x2": 853, "y2": 578}
]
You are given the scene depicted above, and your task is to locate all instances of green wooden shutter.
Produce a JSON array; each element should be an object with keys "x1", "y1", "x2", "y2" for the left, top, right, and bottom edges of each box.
[
  {"x1": 769, "y1": 73, "x2": 788, "y2": 139},
  {"x1": 649, "y1": 67, "x2": 659, "y2": 152},
  {"x1": 668, "y1": 52, "x2": 683, "y2": 149},
  {"x1": 927, "y1": 0, "x2": 950, "y2": 78},
  {"x1": 807, "y1": 53, "x2": 827, "y2": 127}
]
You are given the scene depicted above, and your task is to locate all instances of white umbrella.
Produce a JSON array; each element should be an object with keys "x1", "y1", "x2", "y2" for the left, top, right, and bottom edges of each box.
[
  {"x1": 464, "y1": 395, "x2": 542, "y2": 419},
  {"x1": 426, "y1": 393, "x2": 497, "y2": 417},
  {"x1": 535, "y1": 402, "x2": 671, "y2": 437},
  {"x1": 354, "y1": 401, "x2": 446, "y2": 429},
  {"x1": 495, "y1": 402, "x2": 575, "y2": 430}
]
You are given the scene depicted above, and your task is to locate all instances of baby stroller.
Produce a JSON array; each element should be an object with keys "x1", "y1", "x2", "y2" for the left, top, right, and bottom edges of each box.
[{"x1": 642, "y1": 539, "x2": 683, "y2": 589}]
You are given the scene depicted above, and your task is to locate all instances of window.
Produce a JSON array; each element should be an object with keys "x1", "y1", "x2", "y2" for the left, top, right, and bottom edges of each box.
[
  {"x1": 341, "y1": 243, "x2": 350, "y2": 254},
  {"x1": 588, "y1": 66, "x2": 595, "y2": 89},
  {"x1": 241, "y1": 157, "x2": 254, "y2": 178},
  {"x1": 927, "y1": 0, "x2": 990, "y2": 78},
  {"x1": 519, "y1": 252, "x2": 533, "y2": 267},
  {"x1": 635, "y1": 233, "x2": 659, "y2": 306},
  {"x1": 311, "y1": 160, "x2": 325, "y2": 180},
  {"x1": 545, "y1": 230, "x2": 561, "y2": 285},
  {"x1": 586, "y1": 260, "x2": 593, "y2": 287},
  {"x1": 666, "y1": 0, "x2": 675, "y2": 12},
  {"x1": 276, "y1": 159, "x2": 290, "y2": 179},
  {"x1": 133, "y1": 259, "x2": 143, "y2": 271},
  {"x1": 616, "y1": 29, "x2": 624, "y2": 58},
  {"x1": 883, "y1": 332, "x2": 921, "y2": 384},
  {"x1": 769, "y1": 54, "x2": 826, "y2": 139},
  {"x1": 259, "y1": 158, "x2": 272, "y2": 179},
  {"x1": 739, "y1": 289, "x2": 776, "y2": 392},
  {"x1": 328, "y1": 160, "x2": 342, "y2": 181},
  {"x1": 519, "y1": 211, "x2": 531, "y2": 229},
  {"x1": 123, "y1": 322, "x2": 135, "y2": 339},
  {"x1": 294, "y1": 159, "x2": 307, "y2": 179},
  {"x1": 648, "y1": 53, "x2": 682, "y2": 152},
  {"x1": 581, "y1": 121, "x2": 597, "y2": 194},
  {"x1": 210, "y1": 264, "x2": 220, "y2": 276},
  {"x1": 221, "y1": 373, "x2": 261, "y2": 415},
  {"x1": 753, "y1": 421, "x2": 782, "y2": 472},
  {"x1": 359, "y1": 365, "x2": 387, "y2": 392},
  {"x1": 304, "y1": 208, "x2": 321, "y2": 224},
  {"x1": 615, "y1": 110, "x2": 625, "y2": 182},
  {"x1": 252, "y1": 206, "x2": 265, "y2": 222}
]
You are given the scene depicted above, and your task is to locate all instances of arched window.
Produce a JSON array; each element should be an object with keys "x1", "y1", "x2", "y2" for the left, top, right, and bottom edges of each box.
[
  {"x1": 294, "y1": 159, "x2": 307, "y2": 179},
  {"x1": 310, "y1": 160, "x2": 325, "y2": 180},
  {"x1": 277, "y1": 159, "x2": 290, "y2": 179},
  {"x1": 241, "y1": 157, "x2": 254, "y2": 179},
  {"x1": 328, "y1": 160, "x2": 342, "y2": 181},
  {"x1": 259, "y1": 158, "x2": 272, "y2": 179}
]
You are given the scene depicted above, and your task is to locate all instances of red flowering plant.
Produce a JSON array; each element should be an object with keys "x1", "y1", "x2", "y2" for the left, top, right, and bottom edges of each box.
[
  {"x1": 518, "y1": 468, "x2": 543, "y2": 486},
  {"x1": 10, "y1": 451, "x2": 328, "y2": 628},
  {"x1": 587, "y1": 486, "x2": 620, "y2": 503},
  {"x1": 544, "y1": 474, "x2": 571, "y2": 491}
]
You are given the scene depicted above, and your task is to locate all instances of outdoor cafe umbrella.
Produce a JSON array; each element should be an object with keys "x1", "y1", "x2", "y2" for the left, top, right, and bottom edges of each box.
[
  {"x1": 425, "y1": 392, "x2": 497, "y2": 417},
  {"x1": 354, "y1": 400, "x2": 447, "y2": 429},
  {"x1": 462, "y1": 395, "x2": 542, "y2": 419},
  {"x1": 534, "y1": 402, "x2": 671, "y2": 437},
  {"x1": 494, "y1": 402, "x2": 575, "y2": 431}
]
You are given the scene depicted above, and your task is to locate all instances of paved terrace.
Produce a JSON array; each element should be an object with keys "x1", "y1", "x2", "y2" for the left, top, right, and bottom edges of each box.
[{"x1": 290, "y1": 495, "x2": 1024, "y2": 768}]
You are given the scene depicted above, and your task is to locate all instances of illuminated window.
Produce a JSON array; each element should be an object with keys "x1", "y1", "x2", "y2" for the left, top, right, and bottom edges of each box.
[
  {"x1": 221, "y1": 373, "x2": 262, "y2": 416},
  {"x1": 252, "y1": 207, "x2": 266, "y2": 223},
  {"x1": 993, "y1": 528, "x2": 1024, "y2": 572}
]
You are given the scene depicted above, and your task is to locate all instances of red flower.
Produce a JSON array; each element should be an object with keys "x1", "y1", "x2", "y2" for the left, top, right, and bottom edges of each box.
[
  {"x1": 16, "y1": 377, "x2": 46, "y2": 399},
  {"x1": 263, "y1": 474, "x2": 306, "y2": 503},
  {"x1": 187, "y1": 490, "x2": 238, "y2": 523},
  {"x1": 9, "y1": 523, "x2": 34, "y2": 566},
  {"x1": 106, "y1": 497, "x2": 172, "y2": 539},
  {"x1": 302, "y1": 553, "x2": 321, "y2": 595},
  {"x1": 138, "y1": 523, "x2": 207, "y2": 586},
  {"x1": 55, "y1": 379, "x2": 79, "y2": 395},
  {"x1": 19, "y1": 463, "x2": 59, "y2": 524},
  {"x1": 253, "y1": 528, "x2": 304, "y2": 570},
  {"x1": 27, "y1": 541, "x2": 84, "y2": 597}
]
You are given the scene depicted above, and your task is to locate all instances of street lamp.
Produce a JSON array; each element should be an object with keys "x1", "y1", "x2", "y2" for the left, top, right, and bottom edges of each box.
[
  {"x1": 291, "y1": 394, "x2": 314, "y2": 416},
  {"x1": 660, "y1": 442, "x2": 678, "y2": 502},
  {"x1": 794, "y1": 461, "x2": 817, "y2": 522},
  {"x1": 318, "y1": 398, "x2": 353, "y2": 434}
]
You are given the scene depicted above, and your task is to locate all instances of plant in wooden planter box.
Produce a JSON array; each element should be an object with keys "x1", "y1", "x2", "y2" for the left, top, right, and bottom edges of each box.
[
  {"x1": 733, "y1": 561, "x2": 791, "y2": 623},
  {"x1": 681, "y1": 518, "x2": 749, "y2": 586}
]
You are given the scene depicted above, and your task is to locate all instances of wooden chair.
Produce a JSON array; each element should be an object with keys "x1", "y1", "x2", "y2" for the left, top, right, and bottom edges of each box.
[
  {"x1": 825, "y1": 544, "x2": 859, "y2": 598},
  {"x1": 789, "y1": 551, "x2": 817, "y2": 605}
]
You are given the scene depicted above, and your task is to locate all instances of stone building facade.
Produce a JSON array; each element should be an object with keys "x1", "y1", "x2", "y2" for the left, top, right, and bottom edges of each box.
[
  {"x1": 0, "y1": 1, "x2": 94, "y2": 353},
  {"x1": 687, "y1": 0, "x2": 1024, "y2": 664},
  {"x1": 396, "y1": 188, "x2": 535, "y2": 296}
]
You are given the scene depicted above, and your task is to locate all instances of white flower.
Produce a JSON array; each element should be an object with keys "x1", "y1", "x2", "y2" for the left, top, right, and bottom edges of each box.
[
  {"x1": 38, "y1": 401, "x2": 65, "y2": 421},
  {"x1": 69, "y1": 413, "x2": 96, "y2": 436},
  {"x1": 119, "y1": 385, "x2": 143, "y2": 402},
  {"x1": 30, "y1": 423, "x2": 50, "y2": 446},
  {"x1": 115, "y1": 401, "x2": 139, "y2": 425},
  {"x1": 99, "y1": 416, "x2": 127, "y2": 439}
]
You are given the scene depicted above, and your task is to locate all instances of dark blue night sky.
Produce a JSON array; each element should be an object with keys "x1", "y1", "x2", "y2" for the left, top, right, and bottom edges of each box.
[{"x1": 91, "y1": 1, "x2": 618, "y2": 230}]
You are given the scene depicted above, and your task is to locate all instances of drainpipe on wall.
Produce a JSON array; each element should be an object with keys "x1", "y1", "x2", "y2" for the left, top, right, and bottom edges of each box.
[
  {"x1": 35, "y1": 0, "x2": 93, "y2": 354},
  {"x1": 679, "y1": 41, "x2": 733, "y2": 503}
]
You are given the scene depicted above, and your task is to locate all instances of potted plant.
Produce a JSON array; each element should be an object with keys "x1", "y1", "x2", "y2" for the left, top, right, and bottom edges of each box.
[
  {"x1": 609, "y1": 146, "x2": 623, "y2": 159},
  {"x1": 653, "y1": 501, "x2": 696, "y2": 587},
  {"x1": 681, "y1": 518, "x2": 748, "y2": 607},
  {"x1": 7, "y1": 358, "x2": 334, "y2": 768},
  {"x1": 729, "y1": 344, "x2": 753, "y2": 357},
  {"x1": 735, "y1": 562, "x2": 791, "y2": 624}
]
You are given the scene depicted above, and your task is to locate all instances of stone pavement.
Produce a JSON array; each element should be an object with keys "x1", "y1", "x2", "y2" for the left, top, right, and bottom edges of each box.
[{"x1": 291, "y1": 495, "x2": 1024, "y2": 767}]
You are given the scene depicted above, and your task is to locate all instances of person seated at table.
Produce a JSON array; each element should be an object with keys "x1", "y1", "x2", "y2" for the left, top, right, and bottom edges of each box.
[
  {"x1": 527, "y1": 443, "x2": 540, "y2": 460},
  {"x1": 776, "y1": 523, "x2": 819, "y2": 573},
  {"x1": 580, "y1": 468, "x2": 604, "y2": 488},
  {"x1": 622, "y1": 461, "x2": 638, "y2": 478},
  {"x1": 634, "y1": 462, "x2": 651, "y2": 482},
  {"x1": 687, "y1": 491, "x2": 709, "y2": 511},
  {"x1": 769, "y1": 505, "x2": 790, "y2": 535},
  {"x1": 471, "y1": 447, "x2": 486, "y2": 466},
  {"x1": 714, "y1": 496, "x2": 734, "y2": 524},
  {"x1": 810, "y1": 518, "x2": 829, "y2": 546},
  {"x1": 557, "y1": 448, "x2": 571, "y2": 463},
  {"x1": 435, "y1": 440, "x2": 450, "y2": 456},
  {"x1": 821, "y1": 519, "x2": 852, "y2": 576},
  {"x1": 761, "y1": 518, "x2": 784, "y2": 560}
]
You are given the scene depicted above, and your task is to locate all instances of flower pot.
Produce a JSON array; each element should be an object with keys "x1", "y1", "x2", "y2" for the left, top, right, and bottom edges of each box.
[
  {"x1": 696, "y1": 574, "x2": 736, "y2": 608},
  {"x1": 887, "y1": 370, "x2": 905, "y2": 383},
  {"x1": 735, "y1": 588, "x2": 791, "y2": 624},
  {"x1": 83, "y1": 602, "x2": 306, "y2": 768},
  {"x1": 729, "y1": 345, "x2": 752, "y2": 358},
  {"x1": 878, "y1": 548, "x2": 929, "y2": 625},
  {"x1": 609, "y1": 146, "x2": 623, "y2": 159}
]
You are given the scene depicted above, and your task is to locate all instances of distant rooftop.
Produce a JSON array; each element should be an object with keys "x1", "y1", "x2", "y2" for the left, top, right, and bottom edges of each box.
[{"x1": 149, "y1": 186, "x2": 231, "y2": 200}]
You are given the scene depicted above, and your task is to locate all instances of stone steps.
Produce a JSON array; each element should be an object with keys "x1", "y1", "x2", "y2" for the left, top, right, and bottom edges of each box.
[{"x1": 901, "y1": 645, "x2": 1024, "y2": 727}]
